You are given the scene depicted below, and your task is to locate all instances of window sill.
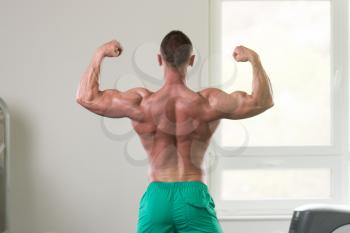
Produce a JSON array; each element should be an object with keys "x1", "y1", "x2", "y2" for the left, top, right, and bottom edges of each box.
[{"x1": 217, "y1": 214, "x2": 293, "y2": 221}]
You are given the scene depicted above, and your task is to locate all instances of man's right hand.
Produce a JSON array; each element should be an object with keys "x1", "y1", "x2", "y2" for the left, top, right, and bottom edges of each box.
[
  {"x1": 233, "y1": 45, "x2": 258, "y2": 62},
  {"x1": 97, "y1": 39, "x2": 123, "y2": 58}
]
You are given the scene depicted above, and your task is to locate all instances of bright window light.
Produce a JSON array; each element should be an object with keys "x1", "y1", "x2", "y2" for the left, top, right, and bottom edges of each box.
[
  {"x1": 219, "y1": 1, "x2": 331, "y2": 146},
  {"x1": 221, "y1": 168, "x2": 332, "y2": 200}
]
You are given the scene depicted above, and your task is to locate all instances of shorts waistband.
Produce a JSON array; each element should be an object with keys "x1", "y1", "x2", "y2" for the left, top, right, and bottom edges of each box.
[{"x1": 147, "y1": 180, "x2": 208, "y2": 191}]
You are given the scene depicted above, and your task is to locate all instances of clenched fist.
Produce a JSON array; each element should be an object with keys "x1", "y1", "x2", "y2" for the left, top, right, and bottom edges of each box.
[
  {"x1": 233, "y1": 45, "x2": 258, "y2": 62},
  {"x1": 98, "y1": 39, "x2": 123, "y2": 57}
]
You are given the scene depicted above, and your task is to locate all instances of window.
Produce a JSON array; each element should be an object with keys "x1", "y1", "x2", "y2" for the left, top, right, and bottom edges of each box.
[
  {"x1": 221, "y1": 168, "x2": 331, "y2": 200},
  {"x1": 220, "y1": 0, "x2": 331, "y2": 147},
  {"x1": 208, "y1": 0, "x2": 349, "y2": 219}
]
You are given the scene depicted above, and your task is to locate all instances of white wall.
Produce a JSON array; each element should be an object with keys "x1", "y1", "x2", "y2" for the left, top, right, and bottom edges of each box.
[
  {"x1": 0, "y1": 0, "x2": 210, "y2": 232},
  {"x1": 0, "y1": 0, "x2": 338, "y2": 233}
]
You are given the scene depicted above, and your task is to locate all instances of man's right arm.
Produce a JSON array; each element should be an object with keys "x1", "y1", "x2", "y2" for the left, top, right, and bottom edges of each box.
[{"x1": 200, "y1": 46, "x2": 274, "y2": 121}]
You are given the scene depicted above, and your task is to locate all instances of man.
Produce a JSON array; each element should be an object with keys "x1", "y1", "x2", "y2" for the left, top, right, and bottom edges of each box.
[{"x1": 76, "y1": 30, "x2": 273, "y2": 233}]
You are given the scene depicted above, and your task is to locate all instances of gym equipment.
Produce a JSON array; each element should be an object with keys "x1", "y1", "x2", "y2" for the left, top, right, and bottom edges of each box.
[
  {"x1": 288, "y1": 204, "x2": 350, "y2": 233},
  {"x1": 0, "y1": 98, "x2": 10, "y2": 233}
]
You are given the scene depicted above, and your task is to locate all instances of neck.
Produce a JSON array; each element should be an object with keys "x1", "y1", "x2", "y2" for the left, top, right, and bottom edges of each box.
[{"x1": 163, "y1": 65, "x2": 187, "y2": 86}]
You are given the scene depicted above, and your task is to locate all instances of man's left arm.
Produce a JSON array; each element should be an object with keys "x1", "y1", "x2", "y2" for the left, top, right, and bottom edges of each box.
[{"x1": 76, "y1": 40, "x2": 148, "y2": 121}]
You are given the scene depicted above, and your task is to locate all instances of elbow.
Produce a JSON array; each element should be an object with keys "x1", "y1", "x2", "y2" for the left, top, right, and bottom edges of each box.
[
  {"x1": 266, "y1": 99, "x2": 274, "y2": 109},
  {"x1": 76, "y1": 97, "x2": 91, "y2": 107},
  {"x1": 76, "y1": 91, "x2": 87, "y2": 105},
  {"x1": 255, "y1": 98, "x2": 274, "y2": 111},
  {"x1": 76, "y1": 90, "x2": 99, "y2": 106},
  {"x1": 76, "y1": 97, "x2": 84, "y2": 105},
  {"x1": 76, "y1": 93, "x2": 97, "y2": 106}
]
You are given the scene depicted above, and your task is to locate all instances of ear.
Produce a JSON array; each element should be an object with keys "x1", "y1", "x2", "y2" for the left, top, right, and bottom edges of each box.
[
  {"x1": 157, "y1": 54, "x2": 162, "y2": 66},
  {"x1": 189, "y1": 54, "x2": 195, "y2": 67}
]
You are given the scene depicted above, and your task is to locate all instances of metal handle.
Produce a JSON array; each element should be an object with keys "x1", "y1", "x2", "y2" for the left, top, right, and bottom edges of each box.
[
  {"x1": 0, "y1": 144, "x2": 5, "y2": 169},
  {"x1": 0, "y1": 98, "x2": 10, "y2": 233}
]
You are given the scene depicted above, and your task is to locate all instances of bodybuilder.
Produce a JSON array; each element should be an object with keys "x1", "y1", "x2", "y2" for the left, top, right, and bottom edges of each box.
[{"x1": 76, "y1": 30, "x2": 274, "y2": 233}]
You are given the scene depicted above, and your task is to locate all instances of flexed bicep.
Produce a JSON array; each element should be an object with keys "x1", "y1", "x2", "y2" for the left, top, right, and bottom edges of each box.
[
  {"x1": 200, "y1": 46, "x2": 274, "y2": 121},
  {"x1": 199, "y1": 88, "x2": 271, "y2": 121},
  {"x1": 78, "y1": 88, "x2": 150, "y2": 121},
  {"x1": 76, "y1": 40, "x2": 152, "y2": 121},
  {"x1": 226, "y1": 91, "x2": 270, "y2": 119}
]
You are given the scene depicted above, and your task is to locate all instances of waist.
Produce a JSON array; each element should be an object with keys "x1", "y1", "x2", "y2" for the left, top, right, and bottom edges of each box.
[
  {"x1": 149, "y1": 169, "x2": 204, "y2": 183},
  {"x1": 147, "y1": 180, "x2": 209, "y2": 191}
]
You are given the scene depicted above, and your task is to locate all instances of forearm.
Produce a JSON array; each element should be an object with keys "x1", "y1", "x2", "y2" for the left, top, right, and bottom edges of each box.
[
  {"x1": 76, "y1": 50, "x2": 105, "y2": 103},
  {"x1": 249, "y1": 55, "x2": 274, "y2": 107}
]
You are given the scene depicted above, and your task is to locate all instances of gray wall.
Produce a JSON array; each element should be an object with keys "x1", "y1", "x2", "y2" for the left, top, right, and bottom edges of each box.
[
  {"x1": 0, "y1": 0, "x2": 211, "y2": 232},
  {"x1": 0, "y1": 0, "x2": 347, "y2": 233},
  {"x1": 0, "y1": 109, "x2": 5, "y2": 232}
]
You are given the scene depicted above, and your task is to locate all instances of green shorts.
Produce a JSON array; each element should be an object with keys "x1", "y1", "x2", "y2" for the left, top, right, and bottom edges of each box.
[{"x1": 136, "y1": 181, "x2": 223, "y2": 233}]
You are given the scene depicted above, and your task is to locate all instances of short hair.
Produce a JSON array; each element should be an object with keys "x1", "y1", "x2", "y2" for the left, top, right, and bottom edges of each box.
[{"x1": 160, "y1": 30, "x2": 193, "y2": 68}]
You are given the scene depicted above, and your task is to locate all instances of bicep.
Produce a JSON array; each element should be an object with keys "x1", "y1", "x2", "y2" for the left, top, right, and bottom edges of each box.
[
  {"x1": 228, "y1": 91, "x2": 267, "y2": 119},
  {"x1": 202, "y1": 88, "x2": 266, "y2": 120},
  {"x1": 79, "y1": 88, "x2": 144, "y2": 120}
]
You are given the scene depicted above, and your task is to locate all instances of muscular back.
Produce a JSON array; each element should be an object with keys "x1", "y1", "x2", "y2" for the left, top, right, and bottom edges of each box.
[
  {"x1": 76, "y1": 42, "x2": 273, "y2": 182},
  {"x1": 131, "y1": 85, "x2": 220, "y2": 182}
]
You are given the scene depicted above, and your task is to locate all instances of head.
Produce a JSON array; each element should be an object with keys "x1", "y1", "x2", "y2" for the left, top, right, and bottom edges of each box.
[{"x1": 158, "y1": 30, "x2": 195, "y2": 72}]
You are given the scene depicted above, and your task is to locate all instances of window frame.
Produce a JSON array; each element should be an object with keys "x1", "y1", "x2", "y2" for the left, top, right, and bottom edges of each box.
[{"x1": 207, "y1": 0, "x2": 349, "y2": 219}]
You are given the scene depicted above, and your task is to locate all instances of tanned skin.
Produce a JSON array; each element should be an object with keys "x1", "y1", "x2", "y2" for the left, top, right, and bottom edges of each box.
[{"x1": 76, "y1": 40, "x2": 274, "y2": 183}]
